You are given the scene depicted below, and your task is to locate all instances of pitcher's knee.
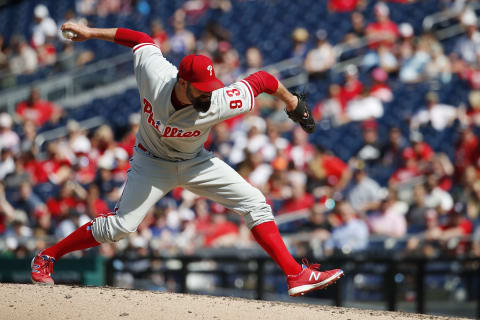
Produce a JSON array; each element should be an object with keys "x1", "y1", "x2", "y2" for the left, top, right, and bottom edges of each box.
[
  {"x1": 90, "y1": 213, "x2": 137, "y2": 243},
  {"x1": 243, "y1": 203, "x2": 275, "y2": 229}
]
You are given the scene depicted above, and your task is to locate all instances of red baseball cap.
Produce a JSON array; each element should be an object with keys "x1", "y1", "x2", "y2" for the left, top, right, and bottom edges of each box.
[{"x1": 178, "y1": 54, "x2": 224, "y2": 92}]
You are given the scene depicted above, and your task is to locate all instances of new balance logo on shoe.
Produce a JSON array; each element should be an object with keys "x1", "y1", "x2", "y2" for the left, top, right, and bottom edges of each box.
[{"x1": 309, "y1": 271, "x2": 322, "y2": 282}]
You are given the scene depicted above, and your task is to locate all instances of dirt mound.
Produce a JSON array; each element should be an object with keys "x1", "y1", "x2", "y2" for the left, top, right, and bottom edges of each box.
[{"x1": 0, "y1": 283, "x2": 467, "y2": 320}]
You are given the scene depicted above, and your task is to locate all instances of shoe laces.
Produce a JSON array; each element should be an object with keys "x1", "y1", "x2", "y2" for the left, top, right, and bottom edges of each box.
[
  {"x1": 37, "y1": 255, "x2": 55, "y2": 275},
  {"x1": 302, "y1": 258, "x2": 321, "y2": 271}
]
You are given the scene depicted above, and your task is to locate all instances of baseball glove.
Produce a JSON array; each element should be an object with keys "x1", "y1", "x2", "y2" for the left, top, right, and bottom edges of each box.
[{"x1": 285, "y1": 92, "x2": 316, "y2": 134}]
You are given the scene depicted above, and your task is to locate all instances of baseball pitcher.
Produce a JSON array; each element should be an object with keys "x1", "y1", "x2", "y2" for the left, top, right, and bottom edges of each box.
[{"x1": 31, "y1": 22, "x2": 343, "y2": 296}]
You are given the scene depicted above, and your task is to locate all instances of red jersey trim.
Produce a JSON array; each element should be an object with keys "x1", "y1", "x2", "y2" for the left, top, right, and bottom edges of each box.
[
  {"x1": 132, "y1": 43, "x2": 160, "y2": 53},
  {"x1": 241, "y1": 80, "x2": 255, "y2": 111}
]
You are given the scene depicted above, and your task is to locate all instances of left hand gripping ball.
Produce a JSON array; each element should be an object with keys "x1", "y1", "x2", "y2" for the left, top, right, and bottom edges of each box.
[{"x1": 62, "y1": 30, "x2": 77, "y2": 40}]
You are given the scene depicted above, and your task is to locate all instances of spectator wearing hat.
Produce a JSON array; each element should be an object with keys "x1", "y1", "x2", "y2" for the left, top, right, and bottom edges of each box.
[
  {"x1": 304, "y1": 29, "x2": 336, "y2": 80},
  {"x1": 453, "y1": 9, "x2": 480, "y2": 66},
  {"x1": 339, "y1": 64, "x2": 364, "y2": 110},
  {"x1": 354, "y1": 120, "x2": 383, "y2": 166},
  {"x1": 369, "y1": 68, "x2": 393, "y2": 102},
  {"x1": 290, "y1": 27, "x2": 310, "y2": 61},
  {"x1": 397, "y1": 23, "x2": 415, "y2": 61},
  {"x1": 0, "y1": 113, "x2": 19, "y2": 154},
  {"x1": 32, "y1": 4, "x2": 57, "y2": 48},
  {"x1": 410, "y1": 91, "x2": 458, "y2": 131},
  {"x1": 366, "y1": 2, "x2": 399, "y2": 50}
]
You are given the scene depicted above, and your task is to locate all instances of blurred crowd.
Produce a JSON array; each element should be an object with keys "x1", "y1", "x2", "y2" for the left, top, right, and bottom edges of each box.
[{"x1": 1, "y1": 0, "x2": 480, "y2": 263}]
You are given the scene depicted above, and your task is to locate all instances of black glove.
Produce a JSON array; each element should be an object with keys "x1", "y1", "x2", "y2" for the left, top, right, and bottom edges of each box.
[{"x1": 285, "y1": 92, "x2": 316, "y2": 134}]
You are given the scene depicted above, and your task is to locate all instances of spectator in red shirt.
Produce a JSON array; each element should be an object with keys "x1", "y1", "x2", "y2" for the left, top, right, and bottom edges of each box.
[
  {"x1": 340, "y1": 64, "x2": 364, "y2": 110},
  {"x1": 426, "y1": 210, "x2": 473, "y2": 255},
  {"x1": 204, "y1": 211, "x2": 239, "y2": 247},
  {"x1": 46, "y1": 180, "x2": 86, "y2": 219},
  {"x1": 404, "y1": 132, "x2": 434, "y2": 168},
  {"x1": 328, "y1": 0, "x2": 363, "y2": 12},
  {"x1": 366, "y1": 2, "x2": 399, "y2": 49},
  {"x1": 369, "y1": 67, "x2": 393, "y2": 102},
  {"x1": 16, "y1": 87, "x2": 60, "y2": 127},
  {"x1": 279, "y1": 176, "x2": 315, "y2": 215},
  {"x1": 455, "y1": 126, "x2": 479, "y2": 178},
  {"x1": 308, "y1": 147, "x2": 352, "y2": 192},
  {"x1": 120, "y1": 113, "x2": 140, "y2": 157},
  {"x1": 389, "y1": 149, "x2": 421, "y2": 188},
  {"x1": 85, "y1": 184, "x2": 109, "y2": 218},
  {"x1": 150, "y1": 19, "x2": 170, "y2": 54}
]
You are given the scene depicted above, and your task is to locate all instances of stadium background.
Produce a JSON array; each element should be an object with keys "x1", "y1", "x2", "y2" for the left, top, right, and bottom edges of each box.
[{"x1": 0, "y1": 0, "x2": 480, "y2": 318}]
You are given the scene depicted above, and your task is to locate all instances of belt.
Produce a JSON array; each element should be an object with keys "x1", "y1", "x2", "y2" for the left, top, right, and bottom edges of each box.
[{"x1": 137, "y1": 143, "x2": 160, "y2": 159}]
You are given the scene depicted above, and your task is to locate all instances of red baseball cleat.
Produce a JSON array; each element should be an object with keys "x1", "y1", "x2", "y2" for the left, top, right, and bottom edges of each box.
[
  {"x1": 31, "y1": 250, "x2": 55, "y2": 285},
  {"x1": 287, "y1": 259, "x2": 344, "y2": 297}
]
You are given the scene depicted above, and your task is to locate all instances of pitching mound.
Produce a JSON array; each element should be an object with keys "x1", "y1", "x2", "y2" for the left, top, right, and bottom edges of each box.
[{"x1": 0, "y1": 283, "x2": 467, "y2": 320}]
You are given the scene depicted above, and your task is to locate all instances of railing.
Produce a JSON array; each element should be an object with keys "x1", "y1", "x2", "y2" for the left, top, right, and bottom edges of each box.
[
  {"x1": 0, "y1": 52, "x2": 133, "y2": 114},
  {"x1": 104, "y1": 252, "x2": 480, "y2": 318},
  {"x1": 0, "y1": 255, "x2": 105, "y2": 285}
]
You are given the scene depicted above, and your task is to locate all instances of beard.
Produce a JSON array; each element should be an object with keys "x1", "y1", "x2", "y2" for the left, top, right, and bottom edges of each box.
[{"x1": 187, "y1": 83, "x2": 211, "y2": 113}]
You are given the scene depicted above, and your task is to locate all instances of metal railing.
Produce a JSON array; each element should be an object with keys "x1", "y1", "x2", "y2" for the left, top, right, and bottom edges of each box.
[
  {"x1": 0, "y1": 52, "x2": 133, "y2": 114},
  {"x1": 104, "y1": 253, "x2": 480, "y2": 318}
]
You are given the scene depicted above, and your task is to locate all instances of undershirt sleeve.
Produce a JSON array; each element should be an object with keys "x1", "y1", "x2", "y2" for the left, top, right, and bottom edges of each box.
[
  {"x1": 114, "y1": 28, "x2": 154, "y2": 48},
  {"x1": 243, "y1": 71, "x2": 279, "y2": 97}
]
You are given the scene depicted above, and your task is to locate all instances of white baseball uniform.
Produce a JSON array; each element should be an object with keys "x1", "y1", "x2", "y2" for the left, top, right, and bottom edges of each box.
[{"x1": 91, "y1": 43, "x2": 274, "y2": 243}]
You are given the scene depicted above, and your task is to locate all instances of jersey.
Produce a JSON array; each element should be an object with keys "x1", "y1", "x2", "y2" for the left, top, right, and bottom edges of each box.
[{"x1": 132, "y1": 43, "x2": 255, "y2": 161}]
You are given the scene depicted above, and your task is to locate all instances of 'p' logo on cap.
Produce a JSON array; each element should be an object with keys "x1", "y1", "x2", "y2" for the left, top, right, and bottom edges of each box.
[{"x1": 178, "y1": 55, "x2": 224, "y2": 92}]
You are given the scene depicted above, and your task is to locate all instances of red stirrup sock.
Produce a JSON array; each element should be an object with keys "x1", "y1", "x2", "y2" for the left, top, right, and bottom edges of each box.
[
  {"x1": 42, "y1": 221, "x2": 100, "y2": 260},
  {"x1": 251, "y1": 221, "x2": 302, "y2": 276}
]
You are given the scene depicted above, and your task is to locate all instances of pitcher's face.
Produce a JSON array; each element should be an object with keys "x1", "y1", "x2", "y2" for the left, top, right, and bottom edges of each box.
[{"x1": 186, "y1": 82, "x2": 212, "y2": 113}]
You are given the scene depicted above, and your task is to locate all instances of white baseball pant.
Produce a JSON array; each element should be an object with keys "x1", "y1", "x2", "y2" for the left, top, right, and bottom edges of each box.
[{"x1": 90, "y1": 147, "x2": 274, "y2": 243}]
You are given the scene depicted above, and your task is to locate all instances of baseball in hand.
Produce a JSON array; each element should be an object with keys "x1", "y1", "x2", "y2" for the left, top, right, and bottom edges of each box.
[{"x1": 62, "y1": 30, "x2": 77, "y2": 40}]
